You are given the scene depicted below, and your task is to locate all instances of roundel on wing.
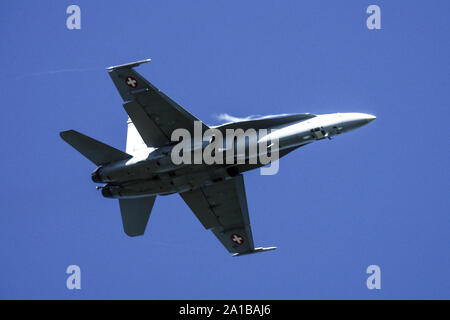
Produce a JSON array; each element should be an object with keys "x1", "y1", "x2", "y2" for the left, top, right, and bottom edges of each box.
[
  {"x1": 125, "y1": 76, "x2": 138, "y2": 88},
  {"x1": 231, "y1": 233, "x2": 244, "y2": 245}
]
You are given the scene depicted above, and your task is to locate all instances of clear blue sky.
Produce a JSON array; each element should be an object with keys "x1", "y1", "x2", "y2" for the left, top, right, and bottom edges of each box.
[{"x1": 1, "y1": 0, "x2": 449, "y2": 299}]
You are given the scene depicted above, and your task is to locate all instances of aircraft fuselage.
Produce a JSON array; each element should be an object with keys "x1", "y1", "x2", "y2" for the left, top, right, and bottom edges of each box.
[{"x1": 94, "y1": 112, "x2": 375, "y2": 199}]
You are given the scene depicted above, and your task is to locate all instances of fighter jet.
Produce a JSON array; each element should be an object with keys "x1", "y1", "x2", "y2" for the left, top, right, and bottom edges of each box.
[{"x1": 60, "y1": 59, "x2": 375, "y2": 256}]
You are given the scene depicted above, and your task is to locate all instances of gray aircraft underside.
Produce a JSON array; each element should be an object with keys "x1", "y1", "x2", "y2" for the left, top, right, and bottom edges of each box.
[{"x1": 60, "y1": 59, "x2": 375, "y2": 256}]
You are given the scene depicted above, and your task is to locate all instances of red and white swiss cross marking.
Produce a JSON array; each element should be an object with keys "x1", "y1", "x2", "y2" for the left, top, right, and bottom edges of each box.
[
  {"x1": 231, "y1": 233, "x2": 244, "y2": 245},
  {"x1": 125, "y1": 76, "x2": 138, "y2": 88}
]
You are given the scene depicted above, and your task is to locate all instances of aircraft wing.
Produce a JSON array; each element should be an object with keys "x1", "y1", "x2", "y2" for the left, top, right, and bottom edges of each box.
[
  {"x1": 180, "y1": 175, "x2": 275, "y2": 255},
  {"x1": 107, "y1": 59, "x2": 208, "y2": 148}
]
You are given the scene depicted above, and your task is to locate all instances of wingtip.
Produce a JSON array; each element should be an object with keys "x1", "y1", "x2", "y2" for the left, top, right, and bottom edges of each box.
[
  {"x1": 59, "y1": 130, "x2": 71, "y2": 138},
  {"x1": 232, "y1": 246, "x2": 277, "y2": 257},
  {"x1": 106, "y1": 58, "x2": 151, "y2": 70}
]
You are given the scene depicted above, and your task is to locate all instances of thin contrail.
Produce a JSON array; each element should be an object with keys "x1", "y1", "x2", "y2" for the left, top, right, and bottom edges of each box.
[{"x1": 15, "y1": 67, "x2": 100, "y2": 80}]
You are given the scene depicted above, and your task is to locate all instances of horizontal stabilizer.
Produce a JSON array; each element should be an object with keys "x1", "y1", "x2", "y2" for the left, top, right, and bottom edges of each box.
[
  {"x1": 119, "y1": 196, "x2": 156, "y2": 237},
  {"x1": 232, "y1": 246, "x2": 277, "y2": 257},
  {"x1": 60, "y1": 130, "x2": 132, "y2": 166}
]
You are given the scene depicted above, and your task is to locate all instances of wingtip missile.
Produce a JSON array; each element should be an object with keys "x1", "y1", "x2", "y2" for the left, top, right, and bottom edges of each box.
[
  {"x1": 232, "y1": 246, "x2": 277, "y2": 257},
  {"x1": 106, "y1": 58, "x2": 151, "y2": 71}
]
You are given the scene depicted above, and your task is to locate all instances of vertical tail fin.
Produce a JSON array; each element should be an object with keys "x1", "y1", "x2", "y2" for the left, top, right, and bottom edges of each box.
[
  {"x1": 119, "y1": 195, "x2": 156, "y2": 237},
  {"x1": 126, "y1": 118, "x2": 148, "y2": 155}
]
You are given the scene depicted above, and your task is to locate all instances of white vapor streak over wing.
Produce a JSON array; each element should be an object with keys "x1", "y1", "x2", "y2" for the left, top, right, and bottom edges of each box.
[{"x1": 214, "y1": 113, "x2": 292, "y2": 124}]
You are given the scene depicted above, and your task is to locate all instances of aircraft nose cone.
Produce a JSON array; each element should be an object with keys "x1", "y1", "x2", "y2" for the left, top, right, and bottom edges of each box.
[
  {"x1": 365, "y1": 114, "x2": 376, "y2": 123},
  {"x1": 340, "y1": 113, "x2": 376, "y2": 132}
]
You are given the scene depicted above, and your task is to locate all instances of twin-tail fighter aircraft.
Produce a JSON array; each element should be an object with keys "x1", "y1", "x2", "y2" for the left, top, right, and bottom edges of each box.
[{"x1": 60, "y1": 59, "x2": 375, "y2": 256}]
